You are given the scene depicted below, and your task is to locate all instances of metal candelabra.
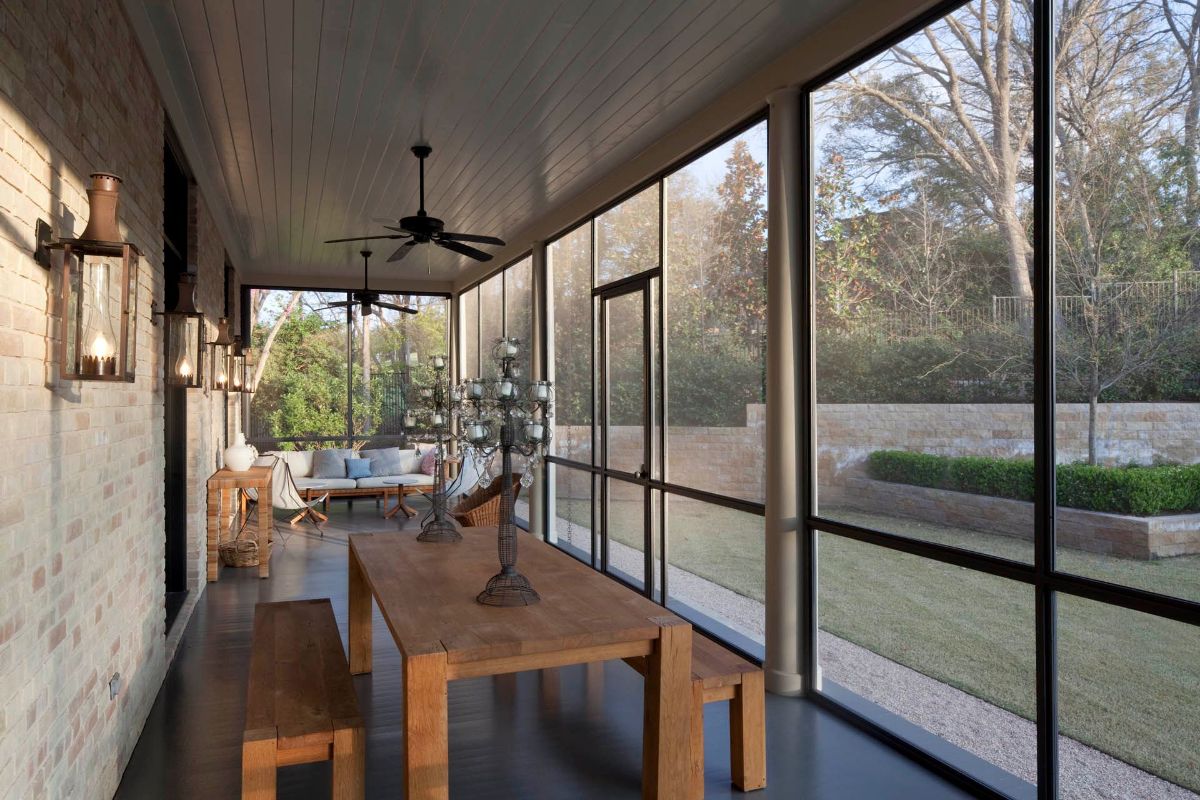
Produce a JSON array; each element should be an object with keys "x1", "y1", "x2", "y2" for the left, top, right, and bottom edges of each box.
[
  {"x1": 411, "y1": 354, "x2": 460, "y2": 542},
  {"x1": 456, "y1": 337, "x2": 553, "y2": 606}
]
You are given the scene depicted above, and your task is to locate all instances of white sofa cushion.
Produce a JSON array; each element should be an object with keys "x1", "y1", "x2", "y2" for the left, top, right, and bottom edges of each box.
[
  {"x1": 265, "y1": 449, "x2": 315, "y2": 479},
  {"x1": 355, "y1": 474, "x2": 434, "y2": 489},
  {"x1": 293, "y1": 477, "x2": 358, "y2": 490}
]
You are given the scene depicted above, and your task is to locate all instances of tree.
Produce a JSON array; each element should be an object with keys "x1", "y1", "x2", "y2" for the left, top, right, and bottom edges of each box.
[
  {"x1": 880, "y1": 179, "x2": 968, "y2": 327},
  {"x1": 250, "y1": 291, "x2": 301, "y2": 392},
  {"x1": 825, "y1": 0, "x2": 1036, "y2": 301},
  {"x1": 814, "y1": 152, "x2": 885, "y2": 324}
]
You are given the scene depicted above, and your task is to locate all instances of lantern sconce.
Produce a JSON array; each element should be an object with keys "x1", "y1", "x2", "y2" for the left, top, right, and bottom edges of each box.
[
  {"x1": 227, "y1": 336, "x2": 251, "y2": 394},
  {"x1": 49, "y1": 173, "x2": 140, "y2": 382},
  {"x1": 153, "y1": 273, "x2": 206, "y2": 388},
  {"x1": 210, "y1": 316, "x2": 234, "y2": 391}
]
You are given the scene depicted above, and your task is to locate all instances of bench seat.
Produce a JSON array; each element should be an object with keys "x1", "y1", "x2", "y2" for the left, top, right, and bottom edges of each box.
[
  {"x1": 243, "y1": 599, "x2": 364, "y2": 800},
  {"x1": 625, "y1": 633, "x2": 766, "y2": 796}
]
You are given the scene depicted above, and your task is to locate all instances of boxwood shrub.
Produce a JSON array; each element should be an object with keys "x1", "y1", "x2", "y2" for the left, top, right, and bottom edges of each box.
[{"x1": 865, "y1": 450, "x2": 1200, "y2": 516}]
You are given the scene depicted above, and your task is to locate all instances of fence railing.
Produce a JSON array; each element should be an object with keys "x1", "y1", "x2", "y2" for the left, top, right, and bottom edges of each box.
[{"x1": 827, "y1": 271, "x2": 1200, "y2": 340}]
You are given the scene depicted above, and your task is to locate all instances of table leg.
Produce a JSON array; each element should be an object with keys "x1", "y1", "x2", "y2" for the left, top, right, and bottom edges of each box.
[
  {"x1": 220, "y1": 487, "x2": 235, "y2": 540},
  {"x1": 383, "y1": 488, "x2": 402, "y2": 519},
  {"x1": 348, "y1": 547, "x2": 373, "y2": 675},
  {"x1": 206, "y1": 485, "x2": 220, "y2": 582},
  {"x1": 643, "y1": 617, "x2": 692, "y2": 800},
  {"x1": 404, "y1": 648, "x2": 449, "y2": 800},
  {"x1": 258, "y1": 477, "x2": 271, "y2": 578}
]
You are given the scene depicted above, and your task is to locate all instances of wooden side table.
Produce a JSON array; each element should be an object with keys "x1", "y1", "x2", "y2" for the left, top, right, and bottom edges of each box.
[{"x1": 206, "y1": 465, "x2": 273, "y2": 581}]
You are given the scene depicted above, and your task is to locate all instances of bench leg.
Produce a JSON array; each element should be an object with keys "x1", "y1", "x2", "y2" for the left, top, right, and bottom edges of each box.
[
  {"x1": 690, "y1": 682, "x2": 705, "y2": 800},
  {"x1": 332, "y1": 725, "x2": 365, "y2": 800},
  {"x1": 729, "y1": 671, "x2": 766, "y2": 791},
  {"x1": 242, "y1": 738, "x2": 277, "y2": 799}
]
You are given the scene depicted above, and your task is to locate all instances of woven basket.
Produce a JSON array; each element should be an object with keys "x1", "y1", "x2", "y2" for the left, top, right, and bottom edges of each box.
[
  {"x1": 450, "y1": 474, "x2": 522, "y2": 528},
  {"x1": 219, "y1": 536, "x2": 263, "y2": 568}
]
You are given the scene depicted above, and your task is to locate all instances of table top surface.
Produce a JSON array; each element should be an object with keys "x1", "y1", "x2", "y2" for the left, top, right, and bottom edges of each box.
[
  {"x1": 350, "y1": 527, "x2": 678, "y2": 664},
  {"x1": 207, "y1": 465, "x2": 272, "y2": 487},
  {"x1": 381, "y1": 476, "x2": 423, "y2": 485}
]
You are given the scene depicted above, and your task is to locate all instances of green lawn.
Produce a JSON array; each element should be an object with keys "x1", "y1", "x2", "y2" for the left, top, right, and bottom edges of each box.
[{"x1": 554, "y1": 497, "x2": 1200, "y2": 792}]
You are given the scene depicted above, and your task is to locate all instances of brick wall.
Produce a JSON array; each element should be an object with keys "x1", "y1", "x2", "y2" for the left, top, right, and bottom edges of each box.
[
  {"x1": 554, "y1": 403, "x2": 767, "y2": 503},
  {"x1": 0, "y1": 1, "x2": 235, "y2": 796}
]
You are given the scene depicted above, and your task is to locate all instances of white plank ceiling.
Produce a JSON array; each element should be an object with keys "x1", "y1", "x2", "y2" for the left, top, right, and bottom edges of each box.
[{"x1": 126, "y1": 0, "x2": 849, "y2": 286}]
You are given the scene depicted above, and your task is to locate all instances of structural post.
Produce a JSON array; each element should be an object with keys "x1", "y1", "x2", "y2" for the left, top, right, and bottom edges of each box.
[
  {"x1": 529, "y1": 241, "x2": 548, "y2": 540},
  {"x1": 764, "y1": 87, "x2": 805, "y2": 695}
]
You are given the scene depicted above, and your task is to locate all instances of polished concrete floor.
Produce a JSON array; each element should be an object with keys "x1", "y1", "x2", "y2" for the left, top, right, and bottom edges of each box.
[{"x1": 115, "y1": 501, "x2": 974, "y2": 799}]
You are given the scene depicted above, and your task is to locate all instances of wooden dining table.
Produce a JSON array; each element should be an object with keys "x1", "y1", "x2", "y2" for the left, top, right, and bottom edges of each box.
[{"x1": 347, "y1": 526, "x2": 693, "y2": 799}]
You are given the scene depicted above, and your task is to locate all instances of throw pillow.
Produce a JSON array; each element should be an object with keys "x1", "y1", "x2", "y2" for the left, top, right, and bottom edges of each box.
[
  {"x1": 419, "y1": 447, "x2": 437, "y2": 476},
  {"x1": 345, "y1": 457, "x2": 372, "y2": 479},
  {"x1": 397, "y1": 448, "x2": 422, "y2": 474},
  {"x1": 360, "y1": 447, "x2": 404, "y2": 477},
  {"x1": 312, "y1": 448, "x2": 353, "y2": 479}
]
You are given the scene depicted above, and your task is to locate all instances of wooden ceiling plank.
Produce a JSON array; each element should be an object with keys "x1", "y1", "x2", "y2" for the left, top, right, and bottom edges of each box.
[
  {"x1": 234, "y1": 0, "x2": 281, "y2": 265},
  {"x1": 169, "y1": 0, "x2": 258, "y2": 254},
  {"x1": 470, "y1": 0, "x2": 781, "y2": 240},
  {"x1": 202, "y1": 0, "x2": 269, "y2": 260},
  {"x1": 318, "y1": 0, "x2": 421, "y2": 254},
  {"x1": 287, "y1": 0, "x2": 325, "y2": 265},
  {"x1": 263, "y1": 0, "x2": 295, "y2": 262},
  {"x1": 430, "y1": 0, "x2": 661, "y2": 232},
  {"x1": 297, "y1": 0, "x2": 356, "y2": 266},
  {"x1": 461, "y1": 0, "x2": 737, "y2": 236}
]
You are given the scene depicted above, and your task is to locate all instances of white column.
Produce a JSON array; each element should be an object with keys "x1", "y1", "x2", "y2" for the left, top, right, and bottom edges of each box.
[
  {"x1": 765, "y1": 87, "x2": 805, "y2": 696},
  {"x1": 529, "y1": 241, "x2": 548, "y2": 540}
]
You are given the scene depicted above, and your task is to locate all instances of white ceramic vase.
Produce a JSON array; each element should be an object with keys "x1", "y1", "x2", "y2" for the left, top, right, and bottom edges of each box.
[{"x1": 224, "y1": 432, "x2": 257, "y2": 472}]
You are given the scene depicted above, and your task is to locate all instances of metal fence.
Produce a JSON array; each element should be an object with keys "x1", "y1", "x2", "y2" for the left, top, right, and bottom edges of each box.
[{"x1": 828, "y1": 270, "x2": 1200, "y2": 340}]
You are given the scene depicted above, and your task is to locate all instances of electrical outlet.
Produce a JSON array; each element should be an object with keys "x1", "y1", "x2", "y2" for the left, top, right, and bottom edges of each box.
[{"x1": 108, "y1": 672, "x2": 121, "y2": 700}]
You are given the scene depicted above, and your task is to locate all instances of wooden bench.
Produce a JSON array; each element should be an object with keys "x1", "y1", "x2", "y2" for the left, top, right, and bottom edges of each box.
[
  {"x1": 243, "y1": 599, "x2": 364, "y2": 800},
  {"x1": 625, "y1": 634, "x2": 766, "y2": 796}
]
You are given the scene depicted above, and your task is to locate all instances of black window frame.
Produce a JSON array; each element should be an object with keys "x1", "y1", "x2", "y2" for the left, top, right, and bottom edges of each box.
[{"x1": 799, "y1": 1, "x2": 1200, "y2": 799}]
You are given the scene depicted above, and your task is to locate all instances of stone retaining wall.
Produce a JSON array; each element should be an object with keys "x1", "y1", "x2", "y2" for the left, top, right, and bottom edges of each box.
[{"x1": 826, "y1": 477, "x2": 1200, "y2": 559}]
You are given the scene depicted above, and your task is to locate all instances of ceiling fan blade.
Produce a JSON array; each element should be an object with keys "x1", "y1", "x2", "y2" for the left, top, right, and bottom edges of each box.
[
  {"x1": 375, "y1": 301, "x2": 419, "y2": 315},
  {"x1": 382, "y1": 225, "x2": 413, "y2": 234},
  {"x1": 437, "y1": 231, "x2": 505, "y2": 246},
  {"x1": 324, "y1": 234, "x2": 408, "y2": 244},
  {"x1": 436, "y1": 238, "x2": 493, "y2": 261},
  {"x1": 314, "y1": 301, "x2": 353, "y2": 311},
  {"x1": 387, "y1": 240, "x2": 419, "y2": 262}
]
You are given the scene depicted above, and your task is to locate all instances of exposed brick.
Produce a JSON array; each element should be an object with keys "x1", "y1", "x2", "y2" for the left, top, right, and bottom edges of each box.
[{"x1": 0, "y1": 0, "x2": 236, "y2": 795}]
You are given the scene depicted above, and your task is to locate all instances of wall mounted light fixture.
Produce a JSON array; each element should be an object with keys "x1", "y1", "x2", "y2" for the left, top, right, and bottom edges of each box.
[
  {"x1": 227, "y1": 335, "x2": 250, "y2": 394},
  {"x1": 210, "y1": 316, "x2": 234, "y2": 391},
  {"x1": 50, "y1": 173, "x2": 140, "y2": 382},
  {"x1": 155, "y1": 272, "x2": 206, "y2": 388}
]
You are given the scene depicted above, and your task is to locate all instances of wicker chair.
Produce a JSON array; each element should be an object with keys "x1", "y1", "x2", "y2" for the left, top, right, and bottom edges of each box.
[{"x1": 449, "y1": 474, "x2": 522, "y2": 528}]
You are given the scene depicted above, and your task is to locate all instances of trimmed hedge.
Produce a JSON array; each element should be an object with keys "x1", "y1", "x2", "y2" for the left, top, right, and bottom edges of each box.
[{"x1": 865, "y1": 450, "x2": 1200, "y2": 516}]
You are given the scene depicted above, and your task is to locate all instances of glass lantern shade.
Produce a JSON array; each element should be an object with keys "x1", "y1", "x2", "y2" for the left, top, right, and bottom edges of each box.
[
  {"x1": 227, "y1": 339, "x2": 248, "y2": 393},
  {"x1": 491, "y1": 336, "x2": 522, "y2": 364},
  {"x1": 210, "y1": 317, "x2": 234, "y2": 391},
  {"x1": 163, "y1": 274, "x2": 205, "y2": 388},
  {"x1": 54, "y1": 173, "x2": 139, "y2": 382},
  {"x1": 56, "y1": 245, "x2": 139, "y2": 381}
]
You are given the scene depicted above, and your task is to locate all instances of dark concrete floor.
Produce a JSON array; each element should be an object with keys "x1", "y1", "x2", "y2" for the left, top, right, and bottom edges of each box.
[{"x1": 115, "y1": 501, "x2": 974, "y2": 799}]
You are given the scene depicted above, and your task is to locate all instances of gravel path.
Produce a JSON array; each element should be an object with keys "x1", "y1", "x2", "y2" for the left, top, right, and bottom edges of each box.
[
  {"x1": 822, "y1": 634, "x2": 1197, "y2": 799},
  {"x1": 541, "y1": 511, "x2": 1196, "y2": 798}
]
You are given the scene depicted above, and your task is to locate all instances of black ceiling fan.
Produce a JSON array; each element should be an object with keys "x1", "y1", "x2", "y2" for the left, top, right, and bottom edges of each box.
[
  {"x1": 316, "y1": 248, "x2": 417, "y2": 317},
  {"x1": 324, "y1": 144, "x2": 505, "y2": 262}
]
